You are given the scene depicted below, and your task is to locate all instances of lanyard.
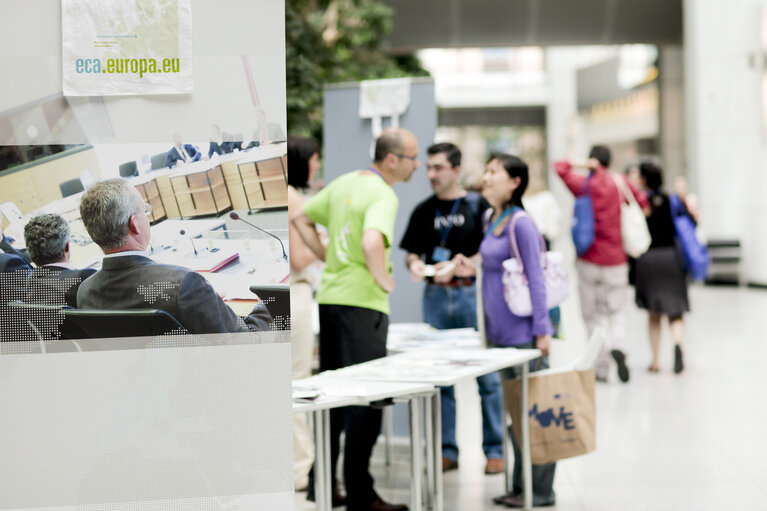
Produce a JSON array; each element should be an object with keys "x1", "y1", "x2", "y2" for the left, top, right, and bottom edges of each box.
[
  {"x1": 488, "y1": 207, "x2": 517, "y2": 234},
  {"x1": 435, "y1": 197, "x2": 463, "y2": 247},
  {"x1": 367, "y1": 167, "x2": 383, "y2": 179}
]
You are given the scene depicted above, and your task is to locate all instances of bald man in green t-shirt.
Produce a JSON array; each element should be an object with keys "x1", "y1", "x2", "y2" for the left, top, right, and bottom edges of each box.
[{"x1": 292, "y1": 127, "x2": 420, "y2": 511}]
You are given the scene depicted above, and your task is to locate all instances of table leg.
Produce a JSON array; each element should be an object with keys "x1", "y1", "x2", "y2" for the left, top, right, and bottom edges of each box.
[
  {"x1": 431, "y1": 390, "x2": 443, "y2": 511},
  {"x1": 521, "y1": 361, "x2": 532, "y2": 511},
  {"x1": 501, "y1": 390, "x2": 512, "y2": 495},
  {"x1": 409, "y1": 397, "x2": 423, "y2": 511},
  {"x1": 312, "y1": 409, "x2": 331, "y2": 511},
  {"x1": 384, "y1": 406, "x2": 393, "y2": 466},
  {"x1": 423, "y1": 395, "x2": 434, "y2": 510}
]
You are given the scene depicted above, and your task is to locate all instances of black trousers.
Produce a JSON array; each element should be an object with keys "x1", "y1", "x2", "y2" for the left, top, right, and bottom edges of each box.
[{"x1": 312, "y1": 304, "x2": 389, "y2": 507}]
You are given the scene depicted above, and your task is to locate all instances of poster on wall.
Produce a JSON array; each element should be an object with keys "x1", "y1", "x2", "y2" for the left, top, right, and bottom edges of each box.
[{"x1": 62, "y1": 0, "x2": 193, "y2": 96}]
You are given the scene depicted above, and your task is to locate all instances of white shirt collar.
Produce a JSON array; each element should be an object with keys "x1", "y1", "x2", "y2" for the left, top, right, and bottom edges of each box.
[
  {"x1": 44, "y1": 261, "x2": 75, "y2": 269},
  {"x1": 102, "y1": 250, "x2": 151, "y2": 259}
]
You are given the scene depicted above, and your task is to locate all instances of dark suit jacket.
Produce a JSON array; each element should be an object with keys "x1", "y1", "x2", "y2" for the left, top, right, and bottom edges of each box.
[
  {"x1": 1, "y1": 235, "x2": 31, "y2": 263},
  {"x1": 207, "y1": 141, "x2": 240, "y2": 158},
  {"x1": 1, "y1": 253, "x2": 32, "y2": 341},
  {"x1": 76, "y1": 255, "x2": 271, "y2": 334},
  {"x1": 24, "y1": 265, "x2": 97, "y2": 307},
  {"x1": 165, "y1": 144, "x2": 201, "y2": 168},
  {"x1": 1, "y1": 252, "x2": 31, "y2": 299}
]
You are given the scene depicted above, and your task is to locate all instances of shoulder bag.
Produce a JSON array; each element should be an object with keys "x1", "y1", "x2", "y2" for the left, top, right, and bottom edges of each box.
[
  {"x1": 571, "y1": 176, "x2": 595, "y2": 256},
  {"x1": 501, "y1": 211, "x2": 569, "y2": 316},
  {"x1": 669, "y1": 194, "x2": 709, "y2": 281},
  {"x1": 610, "y1": 173, "x2": 651, "y2": 258}
]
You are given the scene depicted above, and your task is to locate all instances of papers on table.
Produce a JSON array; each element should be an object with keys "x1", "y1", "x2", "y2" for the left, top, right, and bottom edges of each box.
[
  {"x1": 324, "y1": 348, "x2": 539, "y2": 386},
  {"x1": 387, "y1": 325, "x2": 484, "y2": 352},
  {"x1": 152, "y1": 247, "x2": 239, "y2": 272}
]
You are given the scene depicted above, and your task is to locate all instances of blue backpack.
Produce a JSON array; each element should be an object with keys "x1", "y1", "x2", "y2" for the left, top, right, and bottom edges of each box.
[
  {"x1": 669, "y1": 194, "x2": 709, "y2": 281},
  {"x1": 571, "y1": 176, "x2": 595, "y2": 256}
]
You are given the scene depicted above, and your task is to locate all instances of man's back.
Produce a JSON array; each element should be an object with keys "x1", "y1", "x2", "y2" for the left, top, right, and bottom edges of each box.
[
  {"x1": 25, "y1": 266, "x2": 96, "y2": 307},
  {"x1": 77, "y1": 255, "x2": 269, "y2": 334}
]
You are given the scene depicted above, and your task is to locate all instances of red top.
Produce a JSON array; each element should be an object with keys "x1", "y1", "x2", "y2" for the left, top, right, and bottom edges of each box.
[{"x1": 555, "y1": 160, "x2": 649, "y2": 266}]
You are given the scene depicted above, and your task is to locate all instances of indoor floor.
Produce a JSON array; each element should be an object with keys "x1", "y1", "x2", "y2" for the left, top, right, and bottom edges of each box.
[{"x1": 295, "y1": 284, "x2": 767, "y2": 511}]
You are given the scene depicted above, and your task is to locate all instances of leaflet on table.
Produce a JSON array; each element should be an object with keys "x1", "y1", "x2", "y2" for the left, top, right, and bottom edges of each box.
[
  {"x1": 62, "y1": 0, "x2": 193, "y2": 95},
  {"x1": 151, "y1": 247, "x2": 240, "y2": 272},
  {"x1": 387, "y1": 327, "x2": 483, "y2": 351}
]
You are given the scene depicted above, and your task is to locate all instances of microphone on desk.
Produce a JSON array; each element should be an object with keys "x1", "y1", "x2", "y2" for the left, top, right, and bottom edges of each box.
[
  {"x1": 229, "y1": 211, "x2": 287, "y2": 261},
  {"x1": 179, "y1": 229, "x2": 199, "y2": 256}
]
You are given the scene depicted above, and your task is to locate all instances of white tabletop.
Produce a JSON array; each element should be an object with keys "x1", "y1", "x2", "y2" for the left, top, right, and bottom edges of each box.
[
  {"x1": 235, "y1": 143, "x2": 287, "y2": 164},
  {"x1": 292, "y1": 374, "x2": 435, "y2": 412},
  {"x1": 323, "y1": 348, "x2": 541, "y2": 387},
  {"x1": 150, "y1": 218, "x2": 226, "y2": 243},
  {"x1": 292, "y1": 394, "x2": 359, "y2": 414}
]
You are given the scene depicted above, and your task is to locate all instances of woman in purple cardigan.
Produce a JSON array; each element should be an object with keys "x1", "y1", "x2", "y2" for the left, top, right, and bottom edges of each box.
[{"x1": 480, "y1": 154, "x2": 556, "y2": 508}]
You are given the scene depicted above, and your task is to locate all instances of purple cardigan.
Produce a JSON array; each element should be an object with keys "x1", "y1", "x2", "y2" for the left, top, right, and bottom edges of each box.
[{"x1": 480, "y1": 211, "x2": 553, "y2": 346}]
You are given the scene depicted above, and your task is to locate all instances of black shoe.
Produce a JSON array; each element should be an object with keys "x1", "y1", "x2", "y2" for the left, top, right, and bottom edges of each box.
[
  {"x1": 492, "y1": 492, "x2": 520, "y2": 505},
  {"x1": 674, "y1": 344, "x2": 684, "y2": 374},
  {"x1": 306, "y1": 489, "x2": 346, "y2": 507},
  {"x1": 611, "y1": 349, "x2": 630, "y2": 383},
  {"x1": 347, "y1": 498, "x2": 408, "y2": 511},
  {"x1": 500, "y1": 494, "x2": 555, "y2": 508}
]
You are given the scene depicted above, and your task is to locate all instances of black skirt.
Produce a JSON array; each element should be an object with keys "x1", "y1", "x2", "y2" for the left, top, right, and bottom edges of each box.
[{"x1": 635, "y1": 246, "x2": 689, "y2": 316}]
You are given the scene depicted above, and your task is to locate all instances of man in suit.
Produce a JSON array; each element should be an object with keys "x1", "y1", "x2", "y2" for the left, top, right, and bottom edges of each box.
[
  {"x1": 22, "y1": 213, "x2": 96, "y2": 307},
  {"x1": 165, "y1": 133, "x2": 201, "y2": 168},
  {"x1": 77, "y1": 178, "x2": 271, "y2": 334},
  {"x1": 0, "y1": 250, "x2": 32, "y2": 341},
  {"x1": 1, "y1": 225, "x2": 31, "y2": 263}
]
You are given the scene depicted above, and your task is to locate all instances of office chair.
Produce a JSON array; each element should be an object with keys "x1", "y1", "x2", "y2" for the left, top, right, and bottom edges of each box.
[
  {"x1": 249, "y1": 284, "x2": 290, "y2": 330},
  {"x1": 119, "y1": 160, "x2": 139, "y2": 178},
  {"x1": 63, "y1": 308, "x2": 188, "y2": 338},
  {"x1": 150, "y1": 152, "x2": 167, "y2": 170},
  {"x1": 58, "y1": 178, "x2": 85, "y2": 198},
  {"x1": 4, "y1": 301, "x2": 85, "y2": 342}
]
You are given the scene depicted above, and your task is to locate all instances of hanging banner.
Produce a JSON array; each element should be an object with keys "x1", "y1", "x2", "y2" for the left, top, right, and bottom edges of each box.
[{"x1": 62, "y1": 0, "x2": 193, "y2": 96}]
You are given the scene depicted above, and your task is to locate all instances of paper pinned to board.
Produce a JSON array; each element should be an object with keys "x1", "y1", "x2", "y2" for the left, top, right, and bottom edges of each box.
[
  {"x1": 359, "y1": 78, "x2": 411, "y2": 157},
  {"x1": 62, "y1": 0, "x2": 193, "y2": 96}
]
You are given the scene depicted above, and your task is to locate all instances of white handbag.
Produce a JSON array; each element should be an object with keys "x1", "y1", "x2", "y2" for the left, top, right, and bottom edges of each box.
[
  {"x1": 610, "y1": 173, "x2": 651, "y2": 258},
  {"x1": 501, "y1": 212, "x2": 569, "y2": 317}
]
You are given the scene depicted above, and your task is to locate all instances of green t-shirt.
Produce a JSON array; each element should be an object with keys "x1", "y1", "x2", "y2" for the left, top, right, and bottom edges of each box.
[{"x1": 303, "y1": 170, "x2": 398, "y2": 314}]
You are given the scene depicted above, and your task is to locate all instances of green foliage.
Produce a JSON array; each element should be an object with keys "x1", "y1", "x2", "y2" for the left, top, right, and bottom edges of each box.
[{"x1": 286, "y1": 0, "x2": 429, "y2": 142}]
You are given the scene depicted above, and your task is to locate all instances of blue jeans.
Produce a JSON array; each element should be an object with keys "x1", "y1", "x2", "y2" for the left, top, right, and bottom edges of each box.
[{"x1": 423, "y1": 283, "x2": 504, "y2": 461}]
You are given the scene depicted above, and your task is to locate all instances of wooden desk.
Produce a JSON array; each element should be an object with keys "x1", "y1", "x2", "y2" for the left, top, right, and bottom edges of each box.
[
  {"x1": 131, "y1": 175, "x2": 167, "y2": 224},
  {"x1": 233, "y1": 144, "x2": 288, "y2": 212},
  {"x1": 168, "y1": 162, "x2": 233, "y2": 218}
]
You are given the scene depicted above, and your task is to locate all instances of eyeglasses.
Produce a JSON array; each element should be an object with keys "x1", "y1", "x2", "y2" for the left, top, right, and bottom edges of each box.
[
  {"x1": 393, "y1": 153, "x2": 418, "y2": 162},
  {"x1": 144, "y1": 202, "x2": 153, "y2": 215}
]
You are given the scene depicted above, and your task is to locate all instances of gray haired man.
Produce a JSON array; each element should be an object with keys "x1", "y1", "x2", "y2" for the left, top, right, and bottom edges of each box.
[{"x1": 77, "y1": 178, "x2": 270, "y2": 333}]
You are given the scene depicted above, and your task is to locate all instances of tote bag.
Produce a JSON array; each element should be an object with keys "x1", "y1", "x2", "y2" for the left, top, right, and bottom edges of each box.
[
  {"x1": 610, "y1": 173, "x2": 651, "y2": 258},
  {"x1": 502, "y1": 212, "x2": 569, "y2": 317},
  {"x1": 504, "y1": 369, "x2": 597, "y2": 464},
  {"x1": 669, "y1": 194, "x2": 709, "y2": 281}
]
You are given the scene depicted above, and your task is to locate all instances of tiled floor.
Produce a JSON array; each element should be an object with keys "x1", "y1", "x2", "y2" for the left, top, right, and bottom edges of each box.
[{"x1": 295, "y1": 285, "x2": 767, "y2": 510}]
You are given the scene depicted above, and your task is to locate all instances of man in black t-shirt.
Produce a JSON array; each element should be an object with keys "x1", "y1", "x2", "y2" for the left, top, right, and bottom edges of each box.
[{"x1": 400, "y1": 142, "x2": 505, "y2": 475}]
